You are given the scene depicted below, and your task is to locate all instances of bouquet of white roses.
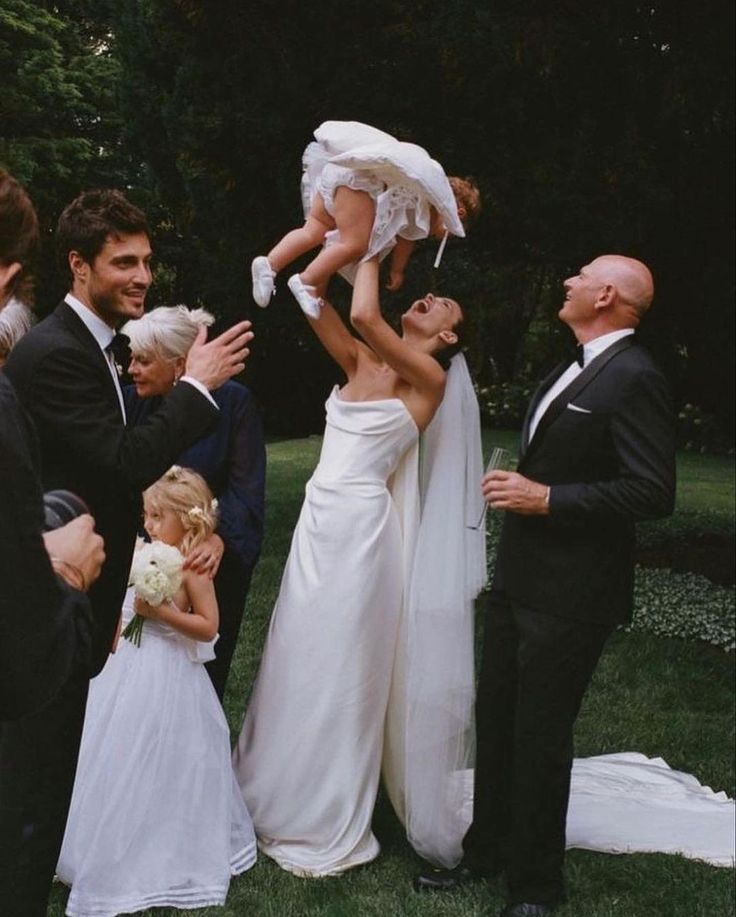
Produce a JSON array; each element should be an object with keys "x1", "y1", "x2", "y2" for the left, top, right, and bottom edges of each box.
[{"x1": 122, "y1": 541, "x2": 184, "y2": 646}]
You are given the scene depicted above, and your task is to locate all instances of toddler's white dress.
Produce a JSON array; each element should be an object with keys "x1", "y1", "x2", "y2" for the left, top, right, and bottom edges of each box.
[
  {"x1": 57, "y1": 588, "x2": 256, "y2": 917},
  {"x1": 301, "y1": 120, "x2": 465, "y2": 282}
]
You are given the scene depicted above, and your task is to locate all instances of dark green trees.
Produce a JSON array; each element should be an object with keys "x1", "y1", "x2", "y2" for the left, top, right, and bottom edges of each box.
[{"x1": 3, "y1": 1, "x2": 732, "y2": 437}]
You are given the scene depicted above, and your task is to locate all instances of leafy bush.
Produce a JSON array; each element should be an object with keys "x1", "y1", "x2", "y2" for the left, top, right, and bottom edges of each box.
[
  {"x1": 484, "y1": 527, "x2": 735, "y2": 650},
  {"x1": 677, "y1": 403, "x2": 734, "y2": 455},
  {"x1": 637, "y1": 511, "x2": 734, "y2": 550},
  {"x1": 626, "y1": 567, "x2": 735, "y2": 651},
  {"x1": 476, "y1": 380, "x2": 534, "y2": 429},
  {"x1": 636, "y1": 512, "x2": 734, "y2": 585}
]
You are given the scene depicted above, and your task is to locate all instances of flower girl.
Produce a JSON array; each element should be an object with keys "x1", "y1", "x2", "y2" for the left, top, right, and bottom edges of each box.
[{"x1": 57, "y1": 467, "x2": 256, "y2": 917}]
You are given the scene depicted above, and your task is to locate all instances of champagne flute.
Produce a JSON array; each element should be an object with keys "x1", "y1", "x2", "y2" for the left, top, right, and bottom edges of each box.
[{"x1": 467, "y1": 446, "x2": 514, "y2": 530}]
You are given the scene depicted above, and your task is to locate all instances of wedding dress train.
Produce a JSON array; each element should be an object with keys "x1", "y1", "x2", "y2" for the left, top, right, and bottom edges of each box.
[{"x1": 566, "y1": 753, "x2": 734, "y2": 867}]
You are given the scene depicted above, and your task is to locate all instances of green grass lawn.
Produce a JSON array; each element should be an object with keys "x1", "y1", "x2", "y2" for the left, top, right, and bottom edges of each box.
[{"x1": 49, "y1": 434, "x2": 735, "y2": 917}]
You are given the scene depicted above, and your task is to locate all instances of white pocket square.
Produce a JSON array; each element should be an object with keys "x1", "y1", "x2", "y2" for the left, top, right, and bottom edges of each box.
[{"x1": 567, "y1": 402, "x2": 592, "y2": 414}]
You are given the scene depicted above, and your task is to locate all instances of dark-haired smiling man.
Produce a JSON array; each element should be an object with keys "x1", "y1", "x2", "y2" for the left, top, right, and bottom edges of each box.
[{"x1": 4, "y1": 188, "x2": 254, "y2": 915}]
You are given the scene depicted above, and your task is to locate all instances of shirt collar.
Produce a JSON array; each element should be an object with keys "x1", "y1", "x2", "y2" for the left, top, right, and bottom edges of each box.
[
  {"x1": 582, "y1": 328, "x2": 635, "y2": 364},
  {"x1": 64, "y1": 293, "x2": 116, "y2": 352}
]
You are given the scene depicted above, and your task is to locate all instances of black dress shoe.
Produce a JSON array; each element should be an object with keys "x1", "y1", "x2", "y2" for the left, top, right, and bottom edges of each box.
[
  {"x1": 413, "y1": 864, "x2": 477, "y2": 892},
  {"x1": 498, "y1": 903, "x2": 556, "y2": 917}
]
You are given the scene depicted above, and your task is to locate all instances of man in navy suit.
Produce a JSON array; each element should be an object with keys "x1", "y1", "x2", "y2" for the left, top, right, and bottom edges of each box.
[
  {"x1": 4, "y1": 189, "x2": 254, "y2": 915},
  {"x1": 416, "y1": 256, "x2": 676, "y2": 916}
]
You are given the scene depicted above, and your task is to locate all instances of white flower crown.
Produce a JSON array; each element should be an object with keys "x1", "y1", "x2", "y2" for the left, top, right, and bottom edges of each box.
[{"x1": 187, "y1": 498, "x2": 218, "y2": 521}]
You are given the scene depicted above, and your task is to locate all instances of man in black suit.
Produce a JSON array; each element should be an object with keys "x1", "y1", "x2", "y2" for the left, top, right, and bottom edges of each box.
[
  {"x1": 0, "y1": 170, "x2": 105, "y2": 917},
  {"x1": 416, "y1": 255, "x2": 676, "y2": 916},
  {"x1": 3, "y1": 188, "x2": 253, "y2": 915},
  {"x1": 0, "y1": 168, "x2": 105, "y2": 721}
]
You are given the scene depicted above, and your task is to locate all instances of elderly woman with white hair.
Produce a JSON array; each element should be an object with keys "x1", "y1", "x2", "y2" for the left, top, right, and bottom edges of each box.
[
  {"x1": 123, "y1": 305, "x2": 265, "y2": 701},
  {"x1": 0, "y1": 298, "x2": 33, "y2": 368}
]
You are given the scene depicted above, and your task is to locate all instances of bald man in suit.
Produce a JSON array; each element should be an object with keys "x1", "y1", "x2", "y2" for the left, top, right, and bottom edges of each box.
[{"x1": 417, "y1": 256, "x2": 676, "y2": 917}]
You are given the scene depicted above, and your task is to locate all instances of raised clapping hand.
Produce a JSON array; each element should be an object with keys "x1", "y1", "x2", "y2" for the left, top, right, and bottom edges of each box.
[
  {"x1": 482, "y1": 470, "x2": 550, "y2": 516},
  {"x1": 184, "y1": 320, "x2": 254, "y2": 391},
  {"x1": 183, "y1": 533, "x2": 224, "y2": 579}
]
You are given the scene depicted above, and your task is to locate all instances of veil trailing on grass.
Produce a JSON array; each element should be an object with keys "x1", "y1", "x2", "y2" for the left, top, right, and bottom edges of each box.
[{"x1": 384, "y1": 353, "x2": 486, "y2": 866}]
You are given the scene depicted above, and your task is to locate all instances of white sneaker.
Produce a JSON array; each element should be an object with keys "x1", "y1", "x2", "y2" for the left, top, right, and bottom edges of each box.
[
  {"x1": 251, "y1": 256, "x2": 275, "y2": 308},
  {"x1": 287, "y1": 274, "x2": 322, "y2": 320}
]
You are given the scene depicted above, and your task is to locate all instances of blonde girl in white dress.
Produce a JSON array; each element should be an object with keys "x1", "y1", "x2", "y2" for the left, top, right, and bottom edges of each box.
[{"x1": 57, "y1": 467, "x2": 256, "y2": 917}]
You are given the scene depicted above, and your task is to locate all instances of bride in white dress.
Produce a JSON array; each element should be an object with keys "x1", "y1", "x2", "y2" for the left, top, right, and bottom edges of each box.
[{"x1": 233, "y1": 257, "x2": 485, "y2": 876}]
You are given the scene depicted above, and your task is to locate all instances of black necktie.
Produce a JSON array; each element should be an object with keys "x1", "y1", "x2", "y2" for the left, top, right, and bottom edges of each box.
[
  {"x1": 106, "y1": 332, "x2": 131, "y2": 369},
  {"x1": 574, "y1": 343, "x2": 585, "y2": 368}
]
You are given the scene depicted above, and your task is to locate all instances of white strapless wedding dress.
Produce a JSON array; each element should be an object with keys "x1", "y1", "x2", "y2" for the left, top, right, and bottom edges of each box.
[
  {"x1": 233, "y1": 388, "x2": 734, "y2": 877},
  {"x1": 233, "y1": 388, "x2": 420, "y2": 876},
  {"x1": 57, "y1": 588, "x2": 256, "y2": 916}
]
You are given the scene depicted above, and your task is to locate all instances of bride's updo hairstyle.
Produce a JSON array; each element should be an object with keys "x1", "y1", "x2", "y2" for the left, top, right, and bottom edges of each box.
[
  {"x1": 123, "y1": 305, "x2": 215, "y2": 361},
  {"x1": 144, "y1": 466, "x2": 219, "y2": 555}
]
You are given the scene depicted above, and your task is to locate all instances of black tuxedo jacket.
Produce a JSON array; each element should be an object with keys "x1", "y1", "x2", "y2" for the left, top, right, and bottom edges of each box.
[
  {"x1": 5, "y1": 301, "x2": 218, "y2": 673},
  {"x1": 494, "y1": 336, "x2": 676, "y2": 625},
  {"x1": 0, "y1": 375, "x2": 92, "y2": 720}
]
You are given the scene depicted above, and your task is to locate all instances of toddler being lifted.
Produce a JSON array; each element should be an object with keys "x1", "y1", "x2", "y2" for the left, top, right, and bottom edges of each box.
[{"x1": 251, "y1": 120, "x2": 480, "y2": 318}]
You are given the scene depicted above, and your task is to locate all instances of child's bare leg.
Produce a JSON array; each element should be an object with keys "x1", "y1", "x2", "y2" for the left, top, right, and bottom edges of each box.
[
  {"x1": 299, "y1": 187, "x2": 375, "y2": 291},
  {"x1": 252, "y1": 196, "x2": 334, "y2": 308},
  {"x1": 268, "y1": 196, "x2": 334, "y2": 273}
]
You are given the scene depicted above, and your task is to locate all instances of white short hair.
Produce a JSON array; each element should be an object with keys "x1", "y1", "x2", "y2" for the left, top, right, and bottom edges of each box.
[
  {"x1": 123, "y1": 305, "x2": 215, "y2": 360},
  {"x1": 0, "y1": 297, "x2": 33, "y2": 360}
]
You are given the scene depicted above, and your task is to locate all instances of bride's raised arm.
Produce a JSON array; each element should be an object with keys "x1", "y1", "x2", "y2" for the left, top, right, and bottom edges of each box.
[
  {"x1": 350, "y1": 259, "x2": 445, "y2": 396},
  {"x1": 301, "y1": 299, "x2": 360, "y2": 378}
]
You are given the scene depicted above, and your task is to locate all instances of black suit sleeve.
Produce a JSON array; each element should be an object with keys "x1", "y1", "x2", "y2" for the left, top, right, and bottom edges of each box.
[
  {"x1": 215, "y1": 389, "x2": 266, "y2": 572},
  {"x1": 0, "y1": 382, "x2": 92, "y2": 721},
  {"x1": 26, "y1": 346, "x2": 218, "y2": 492},
  {"x1": 549, "y1": 367, "x2": 676, "y2": 523}
]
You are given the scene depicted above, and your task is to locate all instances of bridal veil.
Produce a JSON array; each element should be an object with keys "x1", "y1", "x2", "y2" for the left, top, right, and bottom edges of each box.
[{"x1": 384, "y1": 353, "x2": 486, "y2": 866}]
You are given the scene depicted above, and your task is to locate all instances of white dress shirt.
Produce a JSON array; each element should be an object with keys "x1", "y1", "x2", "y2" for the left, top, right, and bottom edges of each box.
[
  {"x1": 528, "y1": 328, "x2": 635, "y2": 443},
  {"x1": 65, "y1": 294, "x2": 127, "y2": 421}
]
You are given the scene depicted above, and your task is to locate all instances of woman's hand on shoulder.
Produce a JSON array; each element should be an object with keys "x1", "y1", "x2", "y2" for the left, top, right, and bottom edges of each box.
[{"x1": 183, "y1": 532, "x2": 224, "y2": 579}]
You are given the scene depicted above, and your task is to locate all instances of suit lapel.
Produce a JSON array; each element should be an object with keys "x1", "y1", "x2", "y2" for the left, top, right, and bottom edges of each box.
[
  {"x1": 522, "y1": 336, "x2": 636, "y2": 463},
  {"x1": 519, "y1": 361, "x2": 569, "y2": 460},
  {"x1": 55, "y1": 301, "x2": 124, "y2": 418}
]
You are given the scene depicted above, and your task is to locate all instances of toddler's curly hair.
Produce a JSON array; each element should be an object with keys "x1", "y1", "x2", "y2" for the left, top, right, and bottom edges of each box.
[
  {"x1": 144, "y1": 466, "x2": 219, "y2": 555},
  {"x1": 448, "y1": 176, "x2": 482, "y2": 229}
]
